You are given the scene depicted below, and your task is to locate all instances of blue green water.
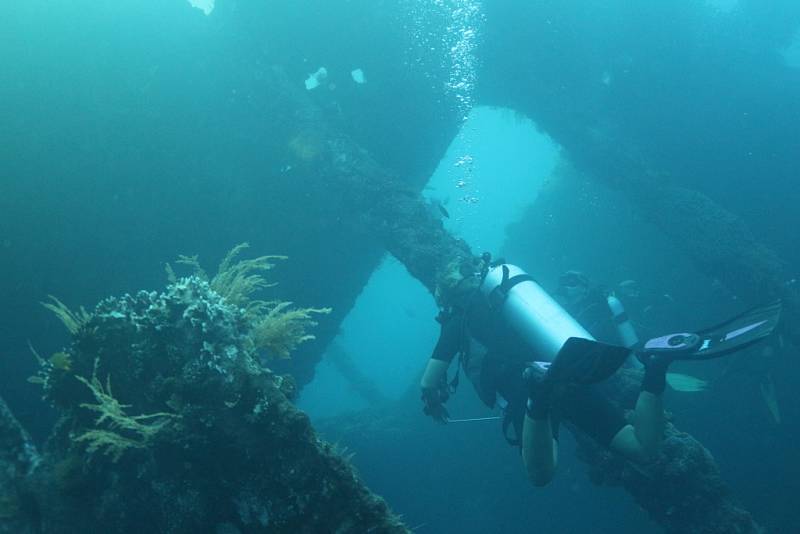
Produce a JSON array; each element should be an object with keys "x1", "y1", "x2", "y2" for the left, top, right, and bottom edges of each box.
[{"x1": 2, "y1": 1, "x2": 800, "y2": 532}]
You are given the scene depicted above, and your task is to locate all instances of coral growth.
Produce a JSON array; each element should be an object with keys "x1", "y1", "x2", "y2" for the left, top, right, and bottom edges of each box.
[
  {"x1": 14, "y1": 246, "x2": 403, "y2": 533},
  {"x1": 571, "y1": 369, "x2": 761, "y2": 534},
  {"x1": 74, "y1": 362, "x2": 177, "y2": 462},
  {"x1": 40, "y1": 296, "x2": 91, "y2": 335},
  {"x1": 252, "y1": 302, "x2": 331, "y2": 358},
  {"x1": 169, "y1": 243, "x2": 330, "y2": 359},
  {"x1": 0, "y1": 396, "x2": 38, "y2": 534},
  {"x1": 171, "y1": 243, "x2": 288, "y2": 317}
]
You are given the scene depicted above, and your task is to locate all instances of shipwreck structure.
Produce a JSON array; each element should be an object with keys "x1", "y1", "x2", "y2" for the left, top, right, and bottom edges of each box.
[
  {"x1": 2, "y1": 1, "x2": 798, "y2": 532},
  {"x1": 2, "y1": 253, "x2": 408, "y2": 533}
]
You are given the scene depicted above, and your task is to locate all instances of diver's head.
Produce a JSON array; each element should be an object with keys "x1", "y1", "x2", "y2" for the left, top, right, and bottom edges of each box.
[
  {"x1": 557, "y1": 270, "x2": 589, "y2": 303},
  {"x1": 435, "y1": 255, "x2": 487, "y2": 308},
  {"x1": 617, "y1": 279, "x2": 641, "y2": 299}
]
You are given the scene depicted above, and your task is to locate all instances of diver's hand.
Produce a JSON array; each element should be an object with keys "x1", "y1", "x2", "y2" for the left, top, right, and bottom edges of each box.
[{"x1": 421, "y1": 387, "x2": 450, "y2": 424}]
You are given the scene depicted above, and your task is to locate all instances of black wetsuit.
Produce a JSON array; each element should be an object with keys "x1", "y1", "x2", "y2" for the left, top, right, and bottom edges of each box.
[
  {"x1": 566, "y1": 288, "x2": 620, "y2": 344},
  {"x1": 431, "y1": 290, "x2": 628, "y2": 447}
]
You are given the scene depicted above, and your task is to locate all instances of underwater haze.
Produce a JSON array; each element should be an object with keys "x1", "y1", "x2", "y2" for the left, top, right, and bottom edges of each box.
[{"x1": 2, "y1": 1, "x2": 800, "y2": 533}]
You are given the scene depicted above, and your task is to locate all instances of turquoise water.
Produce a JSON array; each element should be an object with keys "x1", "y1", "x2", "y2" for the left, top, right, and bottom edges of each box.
[{"x1": 2, "y1": 1, "x2": 800, "y2": 532}]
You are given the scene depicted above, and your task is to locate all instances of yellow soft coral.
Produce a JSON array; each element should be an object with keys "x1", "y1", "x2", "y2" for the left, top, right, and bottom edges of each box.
[
  {"x1": 210, "y1": 243, "x2": 287, "y2": 313},
  {"x1": 75, "y1": 363, "x2": 176, "y2": 462},
  {"x1": 41, "y1": 295, "x2": 91, "y2": 335},
  {"x1": 172, "y1": 243, "x2": 287, "y2": 317},
  {"x1": 170, "y1": 244, "x2": 331, "y2": 359},
  {"x1": 252, "y1": 302, "x2": 331, "y2": 359}
]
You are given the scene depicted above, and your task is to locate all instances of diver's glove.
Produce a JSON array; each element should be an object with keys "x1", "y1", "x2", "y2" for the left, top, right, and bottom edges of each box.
[
  {"x1": 421, "y1": 386, "x2": 450, "y2": 424},
  {"x1": 523, "y1": 366, "x2": 554, "y2": 421}
]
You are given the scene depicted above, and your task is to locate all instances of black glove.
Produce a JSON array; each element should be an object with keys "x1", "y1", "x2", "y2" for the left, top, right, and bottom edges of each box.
[{"x1": 421, "y1": 386, "x2": 450, "y2": 424}]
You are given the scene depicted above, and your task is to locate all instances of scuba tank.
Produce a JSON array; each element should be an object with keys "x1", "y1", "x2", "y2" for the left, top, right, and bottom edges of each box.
[
  {"x1": 480, "y1": 264, "x2": 595, "y2": 362},
  {"x1": 606, "y1": 294, "x2": 643, "y2": 369},
  {"x1": 606, "y1": 294, "x2": 640, "y2": 349}
]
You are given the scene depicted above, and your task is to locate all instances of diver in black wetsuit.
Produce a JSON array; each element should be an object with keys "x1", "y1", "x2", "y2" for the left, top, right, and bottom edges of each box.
[
  {"x1": 420, "y1": 258, "x2": 781, "y2": 486},
  {"x1": 554, "y1": 270, "x2": 644, "y2": 355}
]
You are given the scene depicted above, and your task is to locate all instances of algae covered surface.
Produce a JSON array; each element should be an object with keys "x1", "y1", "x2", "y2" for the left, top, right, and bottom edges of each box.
[{"x1": 19, "y1": 270, "x2": 404, "y2": 533}]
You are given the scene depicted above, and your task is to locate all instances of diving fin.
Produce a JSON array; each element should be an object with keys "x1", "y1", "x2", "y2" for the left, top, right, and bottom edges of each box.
[
  {"x1": 544, "y1": 337, "x2": 631, "y2": 385},
  {"x1": 640, "y1": 300, "x2": 782, "y2": 361},
  {"x1": 760, "y1": 374, "x2": 781, "y2": 424},
  {"x1": 666, "y1": 372, "x2": 708, "y2": 392}
]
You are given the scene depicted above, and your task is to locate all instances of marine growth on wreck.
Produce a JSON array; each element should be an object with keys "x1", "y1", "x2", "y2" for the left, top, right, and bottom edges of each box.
[{"x1": 4, "y1": 247, "x2": 404, "y2": 533}]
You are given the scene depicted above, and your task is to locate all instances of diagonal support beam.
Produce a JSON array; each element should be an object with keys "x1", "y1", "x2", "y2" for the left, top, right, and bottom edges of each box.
[{"x1": 270, "y1": 65, "x2": 764, "y2": 532}]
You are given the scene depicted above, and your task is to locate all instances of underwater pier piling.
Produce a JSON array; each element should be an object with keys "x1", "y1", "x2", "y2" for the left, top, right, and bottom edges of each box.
[
  {"x1": 376, "y1": 206, "x2": 763, "y2": 533},
  {"x1": 272, "y1": 66, "x2": 765, "y2": 532},
  {"x1": 326, "y1": 342, "x2": 389, "y2": 406},
  {"x1": 573, "y1": 370, "x2": 762, "y2": 534},
  {"x1": 311, "y1": 132, "x2": 764, "y2": 531},
  {"x1": 1, "y1": 0, "x2": 790, "y2": 531},
  {"x1": 477, "y1": 2, "x2": 800, "y2": 349},
  {"x1": 0, "y1": 57, "x2": 768, "y2": 534},
  {"x1": 483, "y1": 103, "x2": 800, "y2": 351},
  {"x1": 2, "y1": 279, "x2": 411, "y2": 533},
  {"x1": 627, "y1": 176, "x2": 800, "y2": 338}
]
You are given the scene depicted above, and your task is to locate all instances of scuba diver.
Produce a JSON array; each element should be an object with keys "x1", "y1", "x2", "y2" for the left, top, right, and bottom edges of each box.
[
  {"x1": 420, "y1": 256, "x2": 782, "y2": 486},
  {"x1": 556, "y1": 270, "x2": 710, "y2": 393},
  {"x1": 554, "y1": 270, "x2": 678, "y2": 349},
  {"x1": 554, "y1": 270, "x2": 640, "y2": 350}
]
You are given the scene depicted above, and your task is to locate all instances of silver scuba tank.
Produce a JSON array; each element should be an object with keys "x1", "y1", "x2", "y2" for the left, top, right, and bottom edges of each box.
[
  {"x1": 606, "y1": 294, "x2": 643, "y2": 368},
  {"x1": 606, "y1": 295, "x2": 640, "y2": 349},
  {"x1": 479, "y1": 264, "x2": 594, "y2": 362}
]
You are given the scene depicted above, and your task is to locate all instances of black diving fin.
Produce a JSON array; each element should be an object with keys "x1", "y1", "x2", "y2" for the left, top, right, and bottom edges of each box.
[
  {"x1": 544, "y1": 337, "x2": 631, "y2": 385},
  {"x1": 639, "y1": 300, "x2": 782, "y2": 361}
]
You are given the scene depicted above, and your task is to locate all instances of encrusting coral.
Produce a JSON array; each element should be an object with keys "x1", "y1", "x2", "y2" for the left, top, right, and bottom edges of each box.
[
  {"x1": 170, "y1": 242, "x2": 287, "y2": 317},
  {"x1": 168, "y1": 243, "x2": 331, "y2": 359},
  {"x1": 18, "y1": 245, "x2": 405, "y2": 533}
]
